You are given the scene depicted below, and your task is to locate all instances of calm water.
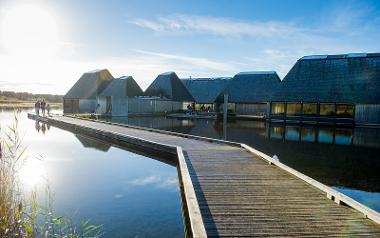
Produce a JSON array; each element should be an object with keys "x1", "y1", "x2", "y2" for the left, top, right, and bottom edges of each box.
[
  {"x1": 105, "y1": 116, "x2": 380, "y2": 212},
  {"x1": 0, "y1": 109, "x2": 184, "y2": 238}
]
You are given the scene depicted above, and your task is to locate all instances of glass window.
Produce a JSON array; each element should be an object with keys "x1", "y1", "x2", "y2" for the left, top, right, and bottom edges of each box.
[
  {"x1": 336, "y1": 104, "x2": 354, "y2": 118},
  {"x1": 286, "y1": 103, "x2": 302, "y2": 116},
  {"x1": 271, "y1": 103, "x2": 285, "y2": 115},
  {"x1": 320, "y1": 104, "x2": 335, "y2": 116},
  {"x1": 303, "y1": 103, "x2": 317, "y2": 115}
]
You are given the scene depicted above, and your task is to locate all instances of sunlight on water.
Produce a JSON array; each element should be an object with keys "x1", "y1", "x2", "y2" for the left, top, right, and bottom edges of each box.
[{"x1": 19, "y1": 157, "x2": 46, "y2": 187}]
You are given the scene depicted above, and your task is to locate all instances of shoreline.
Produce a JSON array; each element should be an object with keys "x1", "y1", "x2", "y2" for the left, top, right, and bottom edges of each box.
[{"x1": 0, "y1": 101, "x2": 62, "y2": 109}]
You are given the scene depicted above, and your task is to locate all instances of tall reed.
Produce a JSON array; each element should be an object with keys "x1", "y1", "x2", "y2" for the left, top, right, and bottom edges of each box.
[{"x1": 0, "y1": 112, "x2": 103, "y2": 238}]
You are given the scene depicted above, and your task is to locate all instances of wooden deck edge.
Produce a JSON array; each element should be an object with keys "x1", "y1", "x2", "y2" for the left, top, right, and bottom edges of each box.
[
  {"x1": 63, "y1": 114, "x2": 242, "y2": 147},
  {"x1": 177, "y1": 147, "x2": 208, "y2": 238},
  {"x1": 241, "y1": 143, "x2": 380, "y2": 225},
  {"x1": 28, "y1": 113, "x2": 207, "y2": 237}
]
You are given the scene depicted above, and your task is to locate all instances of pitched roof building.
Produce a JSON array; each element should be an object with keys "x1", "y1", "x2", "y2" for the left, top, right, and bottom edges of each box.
[
  {"x1": 64, "y1": 69, "x2": 114, "y2": 100},
  {"x1": 181, "y1": 77, "x2": 232, "y2": 104},
  {"x1": 100, "y1": 76, "x2": 144, "y2": 98},
  {"x1": 219, "y1": 71, "x2": 281, "y2": 103},
  {"x1": 271, "y1": 53, "x2": 380, "y2": 103},
  {"x1": 269, "y1": 53, "x2": 380, "y2": 125},
  {"x1": 145, "y1": 72, "x2": 194, "y2": 101}
]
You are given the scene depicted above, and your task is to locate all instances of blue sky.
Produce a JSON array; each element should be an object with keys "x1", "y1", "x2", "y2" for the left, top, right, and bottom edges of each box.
[{"x1": 0, "y1": 0, "x2": 379, "y2": 93}]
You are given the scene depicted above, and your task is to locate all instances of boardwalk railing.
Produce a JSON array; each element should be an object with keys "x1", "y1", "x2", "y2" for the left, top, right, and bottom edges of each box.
[{"x1": 30, "y1": 114, "x2": 380, "y2": 233}]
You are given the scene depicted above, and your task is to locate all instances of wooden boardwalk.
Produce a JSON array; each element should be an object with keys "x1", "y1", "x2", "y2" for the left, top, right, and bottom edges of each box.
[{"x1": 29, "y1": 114, "x2": 380, "y2": 237}]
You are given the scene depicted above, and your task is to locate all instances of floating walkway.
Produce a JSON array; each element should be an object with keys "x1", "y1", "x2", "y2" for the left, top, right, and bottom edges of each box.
[{"x1": 28, "y1": 114, "x2": 380, "y2": 237}]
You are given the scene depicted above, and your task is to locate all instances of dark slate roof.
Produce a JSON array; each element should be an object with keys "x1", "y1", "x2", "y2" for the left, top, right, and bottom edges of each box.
[
  {"x1": 181, "y1": 77, "x2": 232, "y2": 103},
  {"x1": 145, "y1": 72, "x2": 194, "y2": 101},
  {"x1": 271, "y1": 53, "x2": 380, "y2": 103},
  {"x1": 100, "y1": 76, "x2": 144, "y2": 98},
  {"x1": 64, "y1": 69, "x2": 114, "y2": 99},
  {"x1": 218, "y1": 71, "x2": 281, "y2": 103}
]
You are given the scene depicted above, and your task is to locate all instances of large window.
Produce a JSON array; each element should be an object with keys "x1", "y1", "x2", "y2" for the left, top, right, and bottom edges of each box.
[
  {"x1": 303, "y1": 103, "x2": 317, "y2": 115},
  {"x1": 320, "y1": 104, "x2": 335, "y2": 116},
  {"x1": 286, "y1": 103, "x2": 302, "y2": 116},
  {"x1": 271, "y1": 102, "x2": 285, "y2": 115},
  {"x1": 336, "y1": 104, "x2": 354, "y2": 118}
]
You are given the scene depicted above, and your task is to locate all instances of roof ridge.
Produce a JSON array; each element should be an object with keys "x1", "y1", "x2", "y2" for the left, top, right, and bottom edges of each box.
[{"x1": 301, "y1": 52, "x2": 380, "y2": 60}]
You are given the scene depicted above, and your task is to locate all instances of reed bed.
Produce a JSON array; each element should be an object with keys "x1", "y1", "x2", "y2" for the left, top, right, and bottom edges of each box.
[{"x1": 0, "y1": 112, "x2": 103, "y2": 238}]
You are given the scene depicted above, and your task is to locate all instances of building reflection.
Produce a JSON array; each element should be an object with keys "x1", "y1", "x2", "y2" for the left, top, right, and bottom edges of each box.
[
  {"x1": 268, "y1": 123, "x2": 379, "y2": 148},
  {"x1": 94, "y1": 116, "x2": 380, "y2": 192}
]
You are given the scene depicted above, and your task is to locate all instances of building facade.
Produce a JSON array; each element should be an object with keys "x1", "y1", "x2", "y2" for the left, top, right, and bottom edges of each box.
[
  {"x1": 63, "y1": 69, "x2": 114, "y2": 113},
  {"x1": 218, "y1": 71, "x2": 281, "y2": 116},
  {"x1": 181, "y1": 77, "x2": 232, "y2": 111},
  {"x1": 97, "y1": 76, "x2": 144, "y2": 116},
  {"x1": 270, "y1": 53, "x2": 380, "y2": 125}
]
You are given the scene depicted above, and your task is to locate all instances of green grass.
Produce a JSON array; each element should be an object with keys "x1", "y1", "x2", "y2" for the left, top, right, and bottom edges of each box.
[{"x1": 0, "y1": 111, "x2": 103, "y2": 238}]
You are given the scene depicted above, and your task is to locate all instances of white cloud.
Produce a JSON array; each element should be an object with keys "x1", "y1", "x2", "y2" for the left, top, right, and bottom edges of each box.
[
  {"x1": 0, "y1": 49, "x2": 243, "y2": 94},
  {"x1": 127, "y1": 174, "x2": 178, "y2": 189},
  {"x1": 129, "y1": 14, "x2": 305, "y2": 38},
  {"x1": 128, "y1": 175, "x2": 160, "y2": 186}
]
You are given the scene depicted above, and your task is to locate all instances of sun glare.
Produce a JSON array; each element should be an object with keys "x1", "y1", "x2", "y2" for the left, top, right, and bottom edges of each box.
[
  {"x1": 1, "y1": 4, "x2": 59, "y2": 57},
  {"x1": 19, "y1": 158, "x2": 46, "y2": 187}
]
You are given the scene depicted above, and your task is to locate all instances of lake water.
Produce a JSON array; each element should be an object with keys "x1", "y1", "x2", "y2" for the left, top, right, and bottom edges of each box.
[
  {"x1": 1, "y1": 108, "x2": 379, "y2": 237},
  {"x1": 105, "y1": 116, "x2": 380, "y2": 213},
  {"x1": 0, "y1": 109, "x2": 184, "y2": 238}
]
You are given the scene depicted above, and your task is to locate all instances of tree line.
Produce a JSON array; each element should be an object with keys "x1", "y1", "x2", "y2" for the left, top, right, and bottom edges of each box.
[{"x1": 0, "y1": 90, "x2": 63, "y2": 103}]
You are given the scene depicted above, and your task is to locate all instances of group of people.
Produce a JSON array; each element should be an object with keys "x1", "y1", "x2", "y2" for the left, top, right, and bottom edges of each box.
[
  {"x1": 199, "y1": 104, "x2": 212, "y2": 112},
  {"x1": 186, "y1": 103, "x2": 212, "y2": 114},
  {"x1": 34, "y1": 99, "x2": 51, "y2": 116}
]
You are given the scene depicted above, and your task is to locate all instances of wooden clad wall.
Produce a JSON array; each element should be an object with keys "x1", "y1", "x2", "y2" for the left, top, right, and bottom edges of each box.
[
  {"x1": 235, "y1": 103, "x2": 267, "y2": 115},
  {"x1": 355, "y1": 104, "x2": 380, "y2": 125},
  {"x1": 128, "y1": 98, "x2": 182, "y2": 114}
]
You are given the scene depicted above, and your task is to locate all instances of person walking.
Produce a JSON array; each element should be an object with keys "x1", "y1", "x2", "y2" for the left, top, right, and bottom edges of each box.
[
  {"x1": 41, "y1": 99, "x2": 46, "y2": 116},
  {"x1": 35, "y1": 100, "x2": 41, "y2": 115},
  {"x1": 34, "y1": 100, "x2": 38, "y2": 115},
  {"x1": 46, "y1": 104, "x2": 51, "y2": 116}
]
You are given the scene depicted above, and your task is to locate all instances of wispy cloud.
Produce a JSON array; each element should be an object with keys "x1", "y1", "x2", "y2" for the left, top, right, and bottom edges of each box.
[
  {"x1": 127, "y1": 175, "x2": 178, "y2": 189},
  {"x1": 129, "y1": 175, "x2": 161, "y2": 186},
  {"x1": 129, "y1": 14, "x2": 305, "y2": 38},
  {"x1": 135, "y1": 49, "x2": 237, "y2": 72}
]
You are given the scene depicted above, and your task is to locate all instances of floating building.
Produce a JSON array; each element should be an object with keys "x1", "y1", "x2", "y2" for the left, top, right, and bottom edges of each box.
[
  {"x1": 270, "y1": 53, "x2": 380, "y2": 125},
  {"x1": 63, "y1": 69, "x2": 114, "y2": 113},
  {"x1": 97, "y1": 76, "x2": 144, "y2": 116},
  {"x1": 145, "y1": 72, "x2": 194, "y2": 102},
  {"x1": 181, "y1": 77, "x2": 232, "y2": 111},
  {"x1": 218, "y1": 71, "x2": 281, "y2": 116}
]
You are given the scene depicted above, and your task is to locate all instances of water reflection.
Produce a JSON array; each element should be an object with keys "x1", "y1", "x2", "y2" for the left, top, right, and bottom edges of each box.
[
  {"x1": 0, "y1": 109, "x2": 184, "y2": 237},
  {"x1": 285, "y1": 126, "x2": 300, "y2": 141},
  {"x1": 301, "y1": 127, "x2": 316, "y2": 142},
  {"x1": 102, "y1": 116, "x2": 380, "y2": 212},
  {"x1": 75, "y1": 134, "x2": 111, "y2": 152},
  {"x1": 35, "y1": 121, "x2": 50, "y2": 134},
  {"x1": 270, "y1": 125, "x2": 356, "y2": 146},
  {"x1": 19, "y1": 156, "x2": 46, "y2": 187}
]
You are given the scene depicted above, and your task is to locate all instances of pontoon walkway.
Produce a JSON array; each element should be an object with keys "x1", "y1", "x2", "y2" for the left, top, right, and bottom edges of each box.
[{"x1": 28, "y1": 114, "x2": 380, "y2": 237}]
